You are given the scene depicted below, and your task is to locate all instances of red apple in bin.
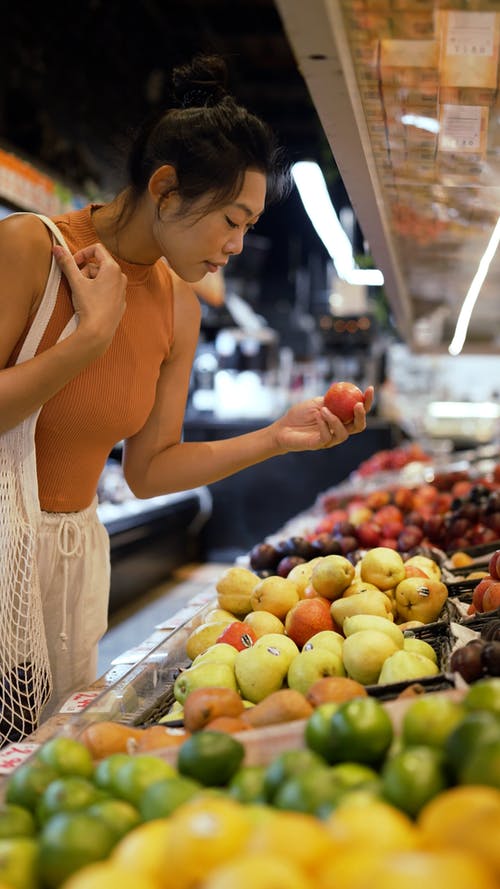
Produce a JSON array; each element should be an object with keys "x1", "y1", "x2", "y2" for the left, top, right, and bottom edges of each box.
[
  {"x1": 489, "y1": 549, "x2": 500, "y2": 580},
  {"x1": 216, "y1": 621, "x2": 257, "y2": 651},
  {"x1": 472, "y1": 576, "x2": 495, "y2": 613},
  {"x1": 483, "y1": 582, "x2": 500, "y2": 614},
  {"x1": 323, "y1": 381, "x2": 365, "y2": 424}
]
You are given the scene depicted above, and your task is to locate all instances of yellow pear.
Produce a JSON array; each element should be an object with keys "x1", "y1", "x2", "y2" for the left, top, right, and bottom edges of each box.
[
  {"x1": 215, "y1": 566, "x2": 259, "y2": 615},
  {"x1": 330, "y1": 590, "x2": 394, "y2": 629},
  {"x1": 185, "y1": 621, "x2": 232, "y2": 661}
]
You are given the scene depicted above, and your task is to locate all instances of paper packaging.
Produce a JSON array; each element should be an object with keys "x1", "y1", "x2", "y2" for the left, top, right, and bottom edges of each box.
[
  {"x1": 437, "y1": 10, "x2": 500, "y2": 89},
  {"x1": 380, "y1": 39, "x2": 439, "y2": 89}
]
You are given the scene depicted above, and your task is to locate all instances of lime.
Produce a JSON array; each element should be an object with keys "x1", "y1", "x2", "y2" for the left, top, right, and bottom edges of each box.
[
  {"x1": 318, "y1": 697, "x2": 394, "y2": 767},
  {"x1": 459, "y1": 738, "x2": 500, "y2": 788},
  {"x1": 227, "y1": 765, "x2": 268, "y2": 804},
  {"x1": 328, "y1": 761, "x2": 381, "y2": 792},
  {"x1": 0, "y1": 836, "x2": 39, "y2": 889},
  {"x1": 177, "y1": 731, "x2": 245, "y2": 786},
  {"x1": 138, "y1": 775, "x2": 202, "y2": 820},
  {"x1": 401, "y1": 695, "x2": 465, "y2": 749},
  {"x1": 445, "y1": 710, "x2": 500, "y2": 777},
  {"x1": 0, "y1": 805, "x2": 36, "y2": 839},
  {"x1": 263, "y1": 748, "x2": 326, "y2": 802},
  {"x1": 112, "y1": 755, "x2": 176, "y2": 806},
  {"x1": 463, "y1": 678, "x2": 500, "y2": 716},
  {"x1": 39, "y1": 811, "x2": 117, "y2": 888},
  {"x1": 381, "y1": 745, "x2": 449, "y2": 817},
  {"x1": 93, "y1": 754, "x2": 131, "y2": 794},
  {"x1": 273, "y1": 765, "x2": 343, "y2": 817},
  {"x1": 37, "y1": 737, "x2": 94, "y2": 779},
  {"x1": 36, "y1": 776, "x2": 103, "y2": 826},
  {"x1": 304, "y1": 702, "x2": 340, "y2": 761},
  {"x1": 86, "y1": 798, "x2": 141, "y2": 842},
  {"x1": 5, "y1": 760, "x2": 59, "y2": 814}
]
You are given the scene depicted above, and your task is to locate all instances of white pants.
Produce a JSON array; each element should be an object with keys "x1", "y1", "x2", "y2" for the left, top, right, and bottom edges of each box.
[{"x1": 37, "y1": 499, "x2": 110, "y2": 718}]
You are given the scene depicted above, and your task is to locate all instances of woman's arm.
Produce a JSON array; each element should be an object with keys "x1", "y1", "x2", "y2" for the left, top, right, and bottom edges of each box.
[
  {"x1": 0, "y1": 215, "x2": 127, "y2": 435},
  {"x1": 123, "y1": 271, "x2": 374, "y2": 498}
]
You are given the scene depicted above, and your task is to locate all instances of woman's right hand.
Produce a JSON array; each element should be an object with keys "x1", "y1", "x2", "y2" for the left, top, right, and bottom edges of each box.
[{"x1": 52, "y1": 242, "x2": 127, "y2": 352}]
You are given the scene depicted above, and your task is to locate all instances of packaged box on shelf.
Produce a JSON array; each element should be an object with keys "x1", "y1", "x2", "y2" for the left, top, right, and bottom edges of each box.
[{"x1": 436, "y1": 9, "x2": 500, "y2": 89}]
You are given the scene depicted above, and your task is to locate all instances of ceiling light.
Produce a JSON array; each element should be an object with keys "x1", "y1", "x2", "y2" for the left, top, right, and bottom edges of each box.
[
  {"x1": 448, "y1": 215, "x2": 500, "y2": 356},
  {"x1": 401, "y1": 114, "x2": 440, "y2": 134},
  {"x1": 292, "y1": 161, "x2": 384, "y2": 287}
]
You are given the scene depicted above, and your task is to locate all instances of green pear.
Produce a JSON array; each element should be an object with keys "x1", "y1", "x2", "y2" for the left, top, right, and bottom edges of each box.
[
  {"x1": 377, "y1": 650, "x2": 440, "y2": 686},
  {"x1": 253, "y1": 633, "x2": 299, "y2": 667},
  {"x1": 173, "y1": 661, "x2": 237, "y2": 705},
  {"x1": 343, "y1": 614, "x2": 404, "y2": 649},
  {"x1": 330, "y1": 590, "x2": 393, "y2": 628},
  {"x1": 342, "y1": 630, "x2": 400, "y2": 685},
  {"x1": 234, "y1": 645, "x2": 289, "y2": 703},
  {"x1": 287, "y1": 648, "x2": 345, "y2": 696},
  {"x1": 402, "y1": 636, "x2": 438, "y2": 664},
  {"x1": 191, "y1": 642, "x2": 239, "y2": 668},
  {"x1": 302, "y1": 630, "x2": 344, "y2": 658}
]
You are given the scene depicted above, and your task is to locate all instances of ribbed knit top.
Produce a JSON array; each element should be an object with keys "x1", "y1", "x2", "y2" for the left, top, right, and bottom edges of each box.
[{"x1": 10, "y1": 205, "x2": 175, "y2": 512}]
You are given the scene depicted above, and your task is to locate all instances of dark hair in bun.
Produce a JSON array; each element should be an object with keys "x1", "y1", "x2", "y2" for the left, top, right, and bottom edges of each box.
[{"x1": 123, "y1": 54, "x2": 291, "y2": 216}]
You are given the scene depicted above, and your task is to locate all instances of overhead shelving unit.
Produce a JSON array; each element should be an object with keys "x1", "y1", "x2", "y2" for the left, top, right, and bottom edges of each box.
[{"x1": 275, "y1": 0, "x2": 500, "y2": 354}]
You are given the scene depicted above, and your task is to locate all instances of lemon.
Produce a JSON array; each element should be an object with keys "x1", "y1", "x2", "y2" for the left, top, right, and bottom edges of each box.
[
  {"x1": 112, "y1": 818, "x2": 172, "y2": 885},
  {"x1": 199, "y1": 852, "x2": 315, "y2": 889},
  {"x1": 325, "y1": 796, "x2": 420, "y2": 852},
  {"x1": 246, "y1": 808, "x2": 335, "y2": 876},
  {"x1": 61, "y1": 861, "x2": 159, "y2": 889}
]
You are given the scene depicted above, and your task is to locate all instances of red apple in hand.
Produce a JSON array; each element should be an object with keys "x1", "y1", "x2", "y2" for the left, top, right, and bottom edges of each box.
[{"x1": 324, "y1": 381, "x2": 364, "y2": 424}]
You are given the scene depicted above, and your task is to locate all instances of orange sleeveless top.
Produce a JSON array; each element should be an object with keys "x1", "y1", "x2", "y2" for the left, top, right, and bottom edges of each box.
[{"x1": 10, "y1": 206, "x2": 175, "y2": 512}]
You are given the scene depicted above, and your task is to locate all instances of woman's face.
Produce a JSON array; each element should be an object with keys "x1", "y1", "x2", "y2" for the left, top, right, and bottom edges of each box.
[{"x1": 153, "y1": 169, "x2": 266, "y2": 282}]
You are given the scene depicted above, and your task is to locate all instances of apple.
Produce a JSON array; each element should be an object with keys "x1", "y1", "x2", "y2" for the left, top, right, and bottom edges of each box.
[
  {"x1": 360, "y1": 547, "x2": 406, "y2": 591},
  {"x1": 356, "y1": 521, "x2": 382, "y2": 549},
  {"x1": 342, "y1": 630, "x2": 401, "y2": 685},
  {"x1": 287, "y1": 647, "x2": 345, "y2": 695},
  {"x1": 397, "y1": 526, "x2": 424, "y2": 552},
  {"x1": 323, "y1": 381, "x2": 365, "y2": 424},
  {"x1": 472, "y1": 576, "x2": 495, "y2": 613},
  {"x1": 489, "y1": 550, "x2": 500, "y2": 580},
  {"x1": 403, "y1": 555, "x2": 442, "y2": 581},
  {"x1": 483, "y1": 581, "x2": 500, "y2": 613},
  {"x1": 216, "y1": 621, "x2": 257, "y2": 651},
  {"x1": 285, "y1": 597, "x2": 335, "y2": 648},
  {"x1": 310, "y1": 554, "x2": 355, "y2": 600},
  {"x1": 242, "y1": 611, "x2": 285, "y2": 638},
  {"x1": 377, "y1": 650, "x2": 439, "y2": 685},
  {"x1": 394, "y1": 576, "x2": 448, "y2": 624},
  {"x1": 250, "y1": 575, "x2": 300, "y2": 619}
]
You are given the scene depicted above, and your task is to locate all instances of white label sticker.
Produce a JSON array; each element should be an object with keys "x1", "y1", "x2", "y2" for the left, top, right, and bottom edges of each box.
[
  {"x1": 0, "y1": 742, "x2": 40, "y2": 774},
  {"x1": 59, "y1": 690, "x2": 103, "y2": 713},
  {"x1": 446, "y1": 12, "x2": 495, "y2": 57},
  {"x1": 439, "y1": 105, "x2": 482, "y2": 152}
]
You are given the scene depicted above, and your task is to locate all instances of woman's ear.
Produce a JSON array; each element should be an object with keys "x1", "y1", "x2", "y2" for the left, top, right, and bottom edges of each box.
[{"x1": 148, "y1": 164, "x2": 178, "y2": 202}]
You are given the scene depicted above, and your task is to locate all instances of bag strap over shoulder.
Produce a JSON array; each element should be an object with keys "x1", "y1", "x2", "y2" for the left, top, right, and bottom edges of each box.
[{"x1": 13, "y1": 212, "x2": 77, "y2": 364}]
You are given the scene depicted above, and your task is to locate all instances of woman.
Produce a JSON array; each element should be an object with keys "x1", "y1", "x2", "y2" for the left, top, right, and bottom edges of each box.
[{"x1": 0, "y1": 54, "x2": 373, "y2": 731}]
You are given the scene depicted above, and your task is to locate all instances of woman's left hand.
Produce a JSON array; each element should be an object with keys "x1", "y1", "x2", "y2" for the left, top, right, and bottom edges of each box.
[{"x1": 271, "y1": 386, "x2": 374, "y2": 453}]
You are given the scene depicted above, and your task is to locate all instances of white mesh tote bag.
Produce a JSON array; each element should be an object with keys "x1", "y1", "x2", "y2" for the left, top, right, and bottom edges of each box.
[{"x1": 0, "y1": 213, "x2": 77, "y2": 745}]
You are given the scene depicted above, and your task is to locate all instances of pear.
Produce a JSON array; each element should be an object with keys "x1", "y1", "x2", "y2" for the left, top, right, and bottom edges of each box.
[
  {"x1": 310, "y1": 555, "x2": 355, "y2": 600},
  {"x1": 402, "y1": 636, "x2": 438, "y2": 664},
  {"x1": 253, "y1": 633, "x2": 299, "y2": 666},
  {"x1": 330, "y1": 590, "x2": 394, "y2": 629},
  {"x1": 378, "y1": 650, "x2": 440, "y2": 685},
  {"x1": 342, "y1": 630, "x2": 400, "y2": 685},
  {"x1": 343, "y1": 614, "x2": 404, "y2": 649},
  {"x1": 215, "y1": 566, "x2": 259, "y2": 615},
  {"x1": 173, "y1": 661, "x2": 237, "y2": 705},
  {"x1": 203, "y1": 608, "x2": 238, "y2": 625},
  {"x1": 360, "y1": 547, "x2": 406, "y2": 591},
  {"x1": 250, "y1": 575, "x2": 300, "y2": 619},
  {"x1": 234, "y1": 645, "x2": 290, "y2": 703},
  {"x1": 287, "y1": 648, "x2": 345, "y2": 696},
  {"x1": 191, "y1": 642, "x2": 239, "y2": 668},
  {"x1": 404, "y1": 555, "x2": 442, "y2": 581},
  {"x1": 185, "y1": 621, "x2": 232, "y2": 661},
  {"x1": 287, "y1": 558, "x2": 324, "y2": 596},
  {"x1": 303, "y1": 630, "x2": 344, "y2": 658}
]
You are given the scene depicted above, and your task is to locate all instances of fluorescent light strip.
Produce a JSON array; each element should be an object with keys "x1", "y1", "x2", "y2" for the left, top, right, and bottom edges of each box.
[
  {"x1": 448, "y1": 215, "x2": 500, "y2": 356},
  {"x1": 292, "y1": 161, "x2": 384, "y2": 287}
]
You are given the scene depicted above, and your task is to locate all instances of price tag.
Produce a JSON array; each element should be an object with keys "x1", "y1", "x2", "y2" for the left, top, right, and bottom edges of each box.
[
  {"x1": 446, "y1": 12, "x2": 495, "y2": 57},
  {"x1": 59, "y1": 689, "x2": 103, "y2": 713},
  {"x1": 0, "y1": 742, "x2": 40, "y2": 774},
  {"x1": 439, "y1": 105, "x2": 484, "y2": 153}
]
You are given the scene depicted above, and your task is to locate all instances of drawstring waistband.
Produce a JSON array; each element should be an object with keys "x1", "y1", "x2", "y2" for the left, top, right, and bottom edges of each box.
[{"x1": 56, "y1": 517, "x2": 84, "y2": 651}]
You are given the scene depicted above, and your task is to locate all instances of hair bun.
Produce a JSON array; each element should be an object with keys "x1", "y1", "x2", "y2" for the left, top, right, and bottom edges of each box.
[{"x1": 172, "y1": 54, "x2": 229, "y2": 108}]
